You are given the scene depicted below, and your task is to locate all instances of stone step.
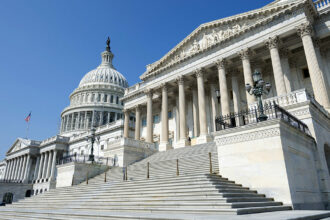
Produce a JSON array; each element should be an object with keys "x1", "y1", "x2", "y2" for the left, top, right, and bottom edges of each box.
[
  {"x1": 18, "y1": 197, "x2": 274, "y2": 205},
  {"x1": 9, "y1": 202, "x2": 284, "y2": 210}
]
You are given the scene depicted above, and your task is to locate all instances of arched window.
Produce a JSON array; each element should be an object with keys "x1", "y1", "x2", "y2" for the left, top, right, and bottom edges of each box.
[
  {"x1": 324, "y1": 143, "x2": 330, "y2": 175},
  {"x1": 2, "y1": 192, "x2": 13, "y2": 204},
  {"x1": 25, "y1": 190, "x2": 32, "y2": 198}
]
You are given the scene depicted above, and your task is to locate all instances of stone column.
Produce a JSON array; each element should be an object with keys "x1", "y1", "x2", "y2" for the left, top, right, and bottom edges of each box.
[
  {"x1": 107, "y1": 112, "x2": 111, "y2": 124},
  {"x1": 177, "y1": 76, "x2": 188, "y2": 147},
  {"x1": 4, "y1": 160, "x2": 11, "y2": 180},
  {"x1": 50, "y1": 150, "x2": 57, "y2": 180},
  {"x1": 8, "y1": 159, "x2": 14, "y2": 180},
  {"x1": 238, "y1": 49, "x2": 257, "y2": 106},
  {"x1": 37, "y1": 153, "x2": 44, "y2": 180},
  {"x1": 266, "y1": 36, "x2": 287, "y2": 96},
  {"x1": 145, "y1": 89, "x2": 153, "y2": 143},
  {"x1": 232, "y1": 72, "x2": 243, "y2": 126},
  {"x1": 123, "y1": 110, "x2": 130, "y2": 138},
  {"x1": 215, "y1": 59, "x2": 230, "y2": 115},
  {"x1": 34, "y1": 156, "x2": 40, "y2": 181},
  {"x1": 195, "y1": 69, "x2": 211, "y2": 144},
  {"x1": 175, "y1": 96, "x2": 180, "y2": 142},
  {"x1": 99, "y1": 111, "x2": 104, "y2": 126},
  {"x1": 160, "y1": 84, "x2": 170, "y2": 151},
  {"x1": 210, "y1": 83, "x2": 218, "y2": 132},
  {"x1": 280, "y1": 49, "x2": 293, "y2": 93},
  {"x1": 297, "y1": 22, "x2": 330, "y2": 110},
  {"x1": 11, "y1": 158, "x2": 18, "y2": 181},
  {"x1": 20, "y1": 155, "x2": 27, "y2": 181},
  {"x1": 46, "y1": 151, "x2": 53, "y2": 179},
  {"x1": 42, "y1": 152, "x2": 49, "y2": 179},
  {"x1": 84, "y1": 111, "x2": 88, "y2": 129},
  {"x1": 192, "y1": 89, "x2": 199, "y2": 138},
  {"x1": 135, "y1": 106, "x2": 141, "y2": 140},
  {"x1": 91, "y1": 111, "x2": 95, "y2": 128},
  {"x1": 15, "y1": 157, "x2": 22, "y2": 181},
  {"x1": 23, "y1": 155, "x2": 31, "y2": 183}
]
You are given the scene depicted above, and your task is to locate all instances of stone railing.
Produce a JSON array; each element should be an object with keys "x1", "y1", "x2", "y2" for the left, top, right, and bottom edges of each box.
[
  {"x1": 314, "y1": 0, "x2": 330, "y2": 10},
  {"x1": 125, "y1": 82, "x2": 146, "y2": 95},
  {"x1": 249, "y1": 89, "x2": 311, "y2": 109},
  {"x1": 123, "y1": 138, "x2": 156, "y2": 150},
  {"x1": 96, "y1": 119, "x2": 124, "y2": 132},
  {"x1": 40, "y1": 135, "x2": 70, "y2": 146}
]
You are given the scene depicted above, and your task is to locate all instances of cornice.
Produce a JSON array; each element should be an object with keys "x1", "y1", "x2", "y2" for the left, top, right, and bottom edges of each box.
[{"x1": 140, "y1": 0, "x2": 307, "y2": 81}]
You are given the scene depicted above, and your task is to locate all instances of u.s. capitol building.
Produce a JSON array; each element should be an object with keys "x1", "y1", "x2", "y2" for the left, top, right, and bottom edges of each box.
[{"x1": 1, "y1": 0, "x2": 330, "y2": 218}]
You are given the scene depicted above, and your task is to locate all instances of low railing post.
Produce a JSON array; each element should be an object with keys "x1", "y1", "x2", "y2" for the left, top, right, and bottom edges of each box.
[
  {"x1": 176, "y1": 159, "x2": 179, "y2": 176},
  {"x1": 125, "y1": 167, "x2": 128, "y2": 181},
  {"x1": 86, "y1": 170, "x2": 89, "y2": 185},
  {"x1": 104, "y1": 170, "x2": 107, "y2": 182},
  {"x1": 209, "y1": 152, "x2": 212, "y2": 174},
  {"x1": 147, "y1": 162, "x2": 150, "y2": 179}
]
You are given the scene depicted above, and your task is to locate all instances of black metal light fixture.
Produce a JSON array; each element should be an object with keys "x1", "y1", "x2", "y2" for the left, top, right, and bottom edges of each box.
[
  {"x1": 245, "y1": 70, "x2": 271, "y2": 122},
  {"x1": 85, "y1": 126, "x2": 98, "y2": 162}
]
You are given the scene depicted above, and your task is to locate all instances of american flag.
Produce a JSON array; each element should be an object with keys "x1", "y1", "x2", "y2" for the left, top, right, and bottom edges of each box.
[{"x1": 25, "y1": 112, "x2": 31, "y2": 122}]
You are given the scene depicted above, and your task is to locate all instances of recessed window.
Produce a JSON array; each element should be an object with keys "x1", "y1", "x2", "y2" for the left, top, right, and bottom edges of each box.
[
  {"x1": 98, "y1": 94, "x2": 101, "y2": 102},
  {"x1": 101, "y1": 145, "x2": 104, "y2": 150},
  {"x1": 302, "y1": 68, "x2": 310, "y2": 79},
  {"x1": 142, "y1": 117, "x2": 147, "y2": 127},
  {"x1": 91, "y1": 94, "x2": 95, "y2": 102},
  {"x1": 81, "y1": 150, "x2": 84, "y2": 155},
  {"x1": 168, "y1": 111, "x2": 173, "y2": 119},
  {"x1": 110, "y1": 95, "x2": 114, "y2": 103},
  {"x1": 116, "y1": 96, "x2": 119, "y2": 104},
  {"x1": 153, "y1": 115, "x2": 159, "y2": 123},
  {"x1": 104, "y1": 95, "x2": 107, "y2": 102}
]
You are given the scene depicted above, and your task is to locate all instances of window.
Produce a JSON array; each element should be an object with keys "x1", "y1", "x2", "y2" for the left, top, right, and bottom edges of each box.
[
  {"x1": 110, "y1": 95, "x2": 114, "y2": 103},
  {"x1": 81, "y1": 150, "x2": 84, "y2": 155},
  {"x1": 91, "y1": 94, "x2": 95, "y2": 102},
  {"x1": 121, "y1": 101, "x2": 124, "y2": 106},
  {"x1": 98, "y1": 94, "x2": 101, "y2": 102},
  {"x1": 153, "y1": 115, "x2": 159, "y2": 123},
  {"x1": 101, "y1": 145, "x2": 104, "y2": 150},
  {"x1": 302, "y1": 68, "x2": 310, "y2": 79},
  {"x1": 116, "y1": 96, "x2": 119, "y2": 104},
  {"x1": 142, "y1": 117, "x2": 147, "y2": 127},
  {"x1": 104, "y1": 95, "x2": 107, "y2": 102},
  {"x1": 168, "y1": 111, "x2": 173, "y2": 119}
]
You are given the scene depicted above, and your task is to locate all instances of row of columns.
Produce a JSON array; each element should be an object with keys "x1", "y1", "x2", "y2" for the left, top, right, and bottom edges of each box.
[
  {"x1": 122, "y1": 21, "x2": 330, "y2": 149},
  {"x1": 61, "y1": 111, "x2": 123, "y2": 133},
  {"x1": 33, "y1": 150, "x2": 57, "y2": 183},
  {"x1": 72, "y1": 92, "x2": 121, "y2": 105},
  {"x1": 3, "y1": 154, "x2": 32, "y2": 183}
]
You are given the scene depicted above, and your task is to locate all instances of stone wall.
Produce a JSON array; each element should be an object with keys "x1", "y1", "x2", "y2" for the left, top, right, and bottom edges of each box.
[
  {"x1": 215, "y1": 119, "x2": 324, "y2": 210},
  {"x1": 0, "y1": 183, "x2": 33, "y2": 203}
]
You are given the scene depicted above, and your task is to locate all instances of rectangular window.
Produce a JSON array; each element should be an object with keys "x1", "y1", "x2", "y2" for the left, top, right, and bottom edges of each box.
[
  {"x1": 101, "y1": 145, "x2": 104, "y2": 150},
  {"x1": 153, "y1": 115, "x2": 159, "y2": 123},
  {"x1": 98, "y1": 94, "x2": 101, "y2": 102},
  {"x1": 116, "y1": 96, "x2": 119, "y2": 104},
  {"x1": 142, "y1": 117, "x2": 147, "y2": 127},
  {"x1": 168, "y1": 111, "x2": 173, "y2": 119},
  {"x1": 104, "y1": 95, "x2": 107, "y2": 102},
  {"x1": 302, "y1": 68, "x2": 310, "y2": 79},
  {"x1": 110, "y1": 95, "x2": 114, "y2": 103},
  {"x1": 91, "y1": 94, "x2": 95, "y2": 102}
]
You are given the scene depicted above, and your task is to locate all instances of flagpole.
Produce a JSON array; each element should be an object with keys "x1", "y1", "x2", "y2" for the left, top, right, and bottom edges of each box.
[{"x1": 26, "y1": 120, "x2": 29, "y2": 139}]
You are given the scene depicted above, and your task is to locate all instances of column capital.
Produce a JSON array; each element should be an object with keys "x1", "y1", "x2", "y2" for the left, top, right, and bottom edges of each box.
[
  {"x1": 161, "y1": 82, "x2": 168, "y2": 92},
  {"x1": 194, "y1": 68, "x2": 205, "y2": 78},
  {"x1": 238, "y1": 48, "x2": 250, "y2": 60},
  {"x1": 144, "y1": 89, "x2": 153, "y2": 97},
  {"x1": 123, "y1": 109, "x2": 130, "y2": 114},
  {"x1": 296, "y1": 22, "x2": 313, "y2": 38},
  {"x1": 215, "y1": 58, "x2": 226, "y2": 70},
  {"x1": 176, "y1": 75, "x2": 185, "y2": 85},
  {"x1": 265, "y1": 36, "x2": 279, "y2": 50}
]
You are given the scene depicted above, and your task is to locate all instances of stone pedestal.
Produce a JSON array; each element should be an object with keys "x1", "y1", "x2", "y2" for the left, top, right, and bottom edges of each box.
[{"x1": 196, "y1": 134, "x2": 213, "y2": 145}]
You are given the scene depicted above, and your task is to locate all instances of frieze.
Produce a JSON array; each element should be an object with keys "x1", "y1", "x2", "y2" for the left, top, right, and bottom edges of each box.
[
  {"x1": 215, "y1": 127, "x2": 280, "y2": 145},
  {"x1": 141, "y1": 1, "x2": 307, "y2": 80}
]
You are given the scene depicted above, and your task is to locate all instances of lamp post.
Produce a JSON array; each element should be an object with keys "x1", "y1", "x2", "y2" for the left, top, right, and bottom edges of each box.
[
  {"x1": 86, "y1": 126, "x2": 100, "y2": 162},
  {"x1": 215, "y1": 90, "x2": 221, "y2": 104},
  {"x1": 245, "y1": 70, "x2": 271, "y2": 122}
]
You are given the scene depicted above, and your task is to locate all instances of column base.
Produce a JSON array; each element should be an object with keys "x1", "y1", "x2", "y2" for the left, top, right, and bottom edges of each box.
[
  {"x1": 159, "y1": 142, "x2": 172, "y2": 152},
  {"x1": 196, "y1": 134, "x2": 213, "y2": 145},
  {"x1": 174, "y1": 139, "x2": 190, "y2": 148}
]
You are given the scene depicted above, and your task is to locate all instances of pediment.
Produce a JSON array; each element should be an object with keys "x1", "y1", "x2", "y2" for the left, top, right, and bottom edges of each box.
[
  {"x1": 141, "y1": 0, "x2": 305, "y2": 80},
  {"x1": 7, "y1": 138, "x2": 30, "y2": 155}
]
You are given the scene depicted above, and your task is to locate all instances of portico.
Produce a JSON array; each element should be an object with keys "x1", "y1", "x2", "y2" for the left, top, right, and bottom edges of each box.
[{"x1": 122, "y1": 2, "x2": 330, "y2": 151}]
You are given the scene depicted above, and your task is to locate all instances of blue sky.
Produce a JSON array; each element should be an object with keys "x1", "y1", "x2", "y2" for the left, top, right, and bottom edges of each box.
[{"x1": 0, "y1": 0, "x2": 273, "y2": 160}]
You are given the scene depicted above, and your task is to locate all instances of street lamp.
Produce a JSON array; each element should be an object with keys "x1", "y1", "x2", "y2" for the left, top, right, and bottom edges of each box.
[
  {"x1": 245, "y1": 70, "x2": 271, "y2": 122},
  {"x1": 85, "y1": 126, "x2": 100, "y2": 162}
]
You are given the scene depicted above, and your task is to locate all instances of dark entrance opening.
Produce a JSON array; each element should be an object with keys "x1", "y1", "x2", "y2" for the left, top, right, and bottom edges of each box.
[
  {"x1": 25, "y1": 190, "x2": 32, "y2": 198},
  {"x1": 2, "y1": 192, "x2": 13, "y2": 205}
]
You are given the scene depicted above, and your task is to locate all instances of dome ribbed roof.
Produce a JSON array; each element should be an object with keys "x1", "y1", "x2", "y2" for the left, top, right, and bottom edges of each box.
[{"x1": 78, "y1": 40, "x2": 128, "y2": 88}]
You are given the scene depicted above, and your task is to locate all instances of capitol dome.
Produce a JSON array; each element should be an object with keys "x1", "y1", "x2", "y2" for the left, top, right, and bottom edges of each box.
[{"x1": 60, "y1": 37, "x2": 128, "y2": 136}]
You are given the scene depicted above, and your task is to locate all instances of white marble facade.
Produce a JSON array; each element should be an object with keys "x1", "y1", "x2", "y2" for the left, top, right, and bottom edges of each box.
[{"x1": 1, "y1": 0, "x2": 330, "y2": 205}]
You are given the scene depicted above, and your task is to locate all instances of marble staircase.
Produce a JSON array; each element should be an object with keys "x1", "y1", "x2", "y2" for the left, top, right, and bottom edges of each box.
[{"x1": 0, "y1": 142, "x2": 291, "y2": 219}]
